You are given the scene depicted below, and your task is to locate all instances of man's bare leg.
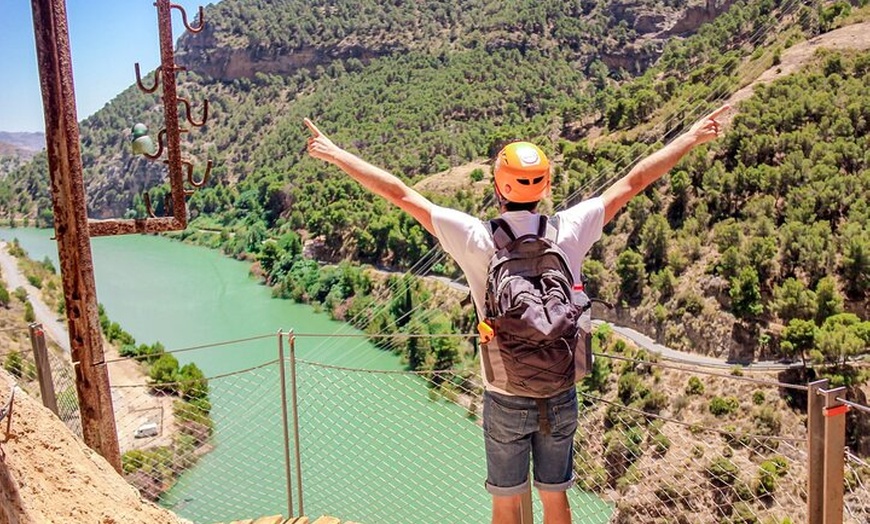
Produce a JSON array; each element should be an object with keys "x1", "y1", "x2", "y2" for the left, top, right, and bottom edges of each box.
[
  {"x1": 539, "y1": 490, "x2": 571, "y2": 524},
  {"x1": 492, "y1": 494, "x2": 522, "y2": 524}
]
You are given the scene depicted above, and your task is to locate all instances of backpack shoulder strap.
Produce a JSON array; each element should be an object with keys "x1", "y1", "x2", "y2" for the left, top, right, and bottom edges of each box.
[
  {"x1": 490, "y1": 215, "x2": 559, "y2": 247},
  {"x1": 542, "y1": 215, "x2": 559, "y2": 243},
  {"x1": 488, "y1": 218, "x2": 516, "y2": 250}
]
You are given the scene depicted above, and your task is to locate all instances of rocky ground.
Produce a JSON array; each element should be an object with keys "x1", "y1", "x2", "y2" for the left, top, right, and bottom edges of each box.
[{"x1": 0, "y1": 371, "x2": 189, "y2": 524}]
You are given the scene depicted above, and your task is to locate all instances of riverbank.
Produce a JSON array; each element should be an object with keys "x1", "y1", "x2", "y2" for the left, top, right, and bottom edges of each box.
[{"x1": 0, "y1": 240, "x2": 175, "y2": 453}]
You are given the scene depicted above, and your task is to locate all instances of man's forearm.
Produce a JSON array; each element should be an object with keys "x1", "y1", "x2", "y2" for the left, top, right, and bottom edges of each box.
[
  {"x1": 602, "y1": 132, "x2": 701, "y2": 224},
  {"x1": 627, "y1": 133, "x2": 698, "y2": 189},
  {"x1": 329, "y1": 148, "x2": 408, "y2": 203},
  {"x1": 326, "y1": 148, "x2": 436, "y2": 234}
]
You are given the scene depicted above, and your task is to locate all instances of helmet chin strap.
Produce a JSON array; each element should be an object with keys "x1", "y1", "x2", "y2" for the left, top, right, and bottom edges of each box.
[
  {"x1": 494, "y1": 183, "x2": 507, "y2": 206},
  {"x1": 494, "y1": 184, "x2": 513, "y2": 212}
]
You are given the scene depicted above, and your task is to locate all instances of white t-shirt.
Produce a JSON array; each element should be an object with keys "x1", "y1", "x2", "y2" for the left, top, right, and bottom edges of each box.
[{"x1": 431, "y1": 197, "x2": 606, "y2": 320}]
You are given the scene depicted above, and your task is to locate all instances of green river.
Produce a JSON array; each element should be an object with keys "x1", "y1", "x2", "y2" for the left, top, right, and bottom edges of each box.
[{"x1": 0, "y1": 228, "x2": 611, "y2": 524}]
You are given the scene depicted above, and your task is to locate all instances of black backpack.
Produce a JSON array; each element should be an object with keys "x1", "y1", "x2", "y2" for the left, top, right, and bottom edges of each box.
[{"x1": 479, "y1": 215, "x2": 593, "y2": 398}]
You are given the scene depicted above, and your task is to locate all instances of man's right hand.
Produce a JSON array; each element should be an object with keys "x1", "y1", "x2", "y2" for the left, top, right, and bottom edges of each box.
[
  {"x1": 304, "y1": 118, "x2": 341, "y2": 163},
  {"x1": 685, "y1": 105, "x2": 730, "y2": 147}
]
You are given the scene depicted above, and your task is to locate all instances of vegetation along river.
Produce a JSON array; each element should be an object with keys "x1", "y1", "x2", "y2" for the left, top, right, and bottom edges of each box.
[{"x1": 0, "y1": 228, "x2": 611, "y2": 524}]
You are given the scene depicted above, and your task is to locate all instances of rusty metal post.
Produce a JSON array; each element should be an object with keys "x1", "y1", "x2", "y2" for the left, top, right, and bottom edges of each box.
[
  {"x1": 807, "y1": 379, "x2": 828, "y2": 524},
  {"x1": 28, "y1": 323, "x2": 58, "y2": 415},
  {"x1": 29, "y1": 0, "x2": 121, "y2": 472},
  {"x1": 154, "y1": 0, "x2": 188, "y2": 229},
  {"x1": 821, "y1": 387, "x2": 848, "y2": 524}
]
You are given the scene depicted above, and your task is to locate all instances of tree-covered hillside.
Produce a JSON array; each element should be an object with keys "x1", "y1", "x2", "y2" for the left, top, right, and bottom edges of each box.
[{"x1": 576, "y1": 50, "x2": 869, "y2": 368}]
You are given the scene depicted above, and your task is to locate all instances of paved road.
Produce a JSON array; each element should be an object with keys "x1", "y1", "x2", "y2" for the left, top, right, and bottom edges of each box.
[
  {"x1": 596, "y1": 321, "x2": 802, "y2": 371},
  {"x1": 596, "y1": 320, "x2": 730, "y2": 368},
  {"x1": 0, "y1": 241, "x2": 71, "y2": 353}
]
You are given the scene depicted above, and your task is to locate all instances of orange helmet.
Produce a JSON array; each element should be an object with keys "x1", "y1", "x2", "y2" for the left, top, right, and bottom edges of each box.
[{"x1": 493, "y1": 142, "x2": 550, "y2": 203}]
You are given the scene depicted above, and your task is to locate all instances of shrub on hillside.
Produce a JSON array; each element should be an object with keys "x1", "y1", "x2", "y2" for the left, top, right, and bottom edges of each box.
[
  {"x1": 752, "y1": 405, "x2": 782, "y2": 435},
  {"x1": 604, "y1": 428, "x2": 644, "y2": 483},
  {"x1": 23, "y1": 301, "x2": 34, "y2": 323},
  {"x1": 709, "y1": 396, "x2": 740, "y2": 416},
  {"x1": 0, "y1": 286, "x2": 8, "y2": 309},
  {"x1": 3, "y1": 351, "x2": 24, "y2": 379},
  {"x1": 686, "y1": 376, "x2": 705, "y2": 395},
  {"x1": 26, "y1": 275, "x2": 41, "y2": 289},
  {"x1": 752, "y1": 390, "x2": 766, "y2": 405},
  {"x1": 706, "y1": 456, "x2": 740, "y2": 486},
  {"x1": 650, "y1": 432, "x2": 671, "y2": 457}
]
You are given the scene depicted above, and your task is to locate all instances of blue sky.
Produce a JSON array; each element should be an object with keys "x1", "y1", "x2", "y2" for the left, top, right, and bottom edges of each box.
[{"x1": 1, "y1": 1, "x2": 203, "y2": 133}]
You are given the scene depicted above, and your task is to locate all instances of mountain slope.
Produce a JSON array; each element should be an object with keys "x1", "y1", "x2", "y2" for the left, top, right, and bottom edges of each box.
[
  {"x1": 3, "y1": 1, "x2": 868, "y2": 367},
  {"x1": 0, "y1": 132, "x2": 44, "y2": 153},
  {"x1": 0, "y1": 132, "x2": 45, "y2": 179},
  {"x1": 175, "y1": 0, "x2": 735, "y2": 80}
]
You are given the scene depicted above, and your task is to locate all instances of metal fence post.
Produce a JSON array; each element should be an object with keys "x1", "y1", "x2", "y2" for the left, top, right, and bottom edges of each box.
[
  {"x1": 289, "y1": 330, "x2": 304, "y2": 517},
  {"x1": 28, "y1": 323, "x2": 58, "y2": 415},
  {"x1": 807, "y1": 379, "x2": 828, "y2": 524},
  {"x1": 822, "y1": 387, "x2": 848, "y2": 524},
  {"x1": 277, "y1": 329, "x2": 294, "y2": 517}
]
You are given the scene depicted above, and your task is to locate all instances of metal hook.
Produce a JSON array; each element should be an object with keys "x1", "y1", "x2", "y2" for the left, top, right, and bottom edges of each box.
[
  {"x1": 171, "y1": 4, "x2": 205, "y2": 33},
  {"x1": 134, "y1": 63, "x2": 161, "y2": 93},
  {"x1": 182, "y1": 159, "x2": 212, "y2": 188},
  {"x1": 143, "y1": 192, "x2": 157, "y2": 218},
  {"x1": 178, "y1": 97, "x2": 209, "y2": 127},
  {"x1": 142, "y1": 129, "x2": 168, "y2": 160},
  {"x1": 143, "y1": 192, "x2": 173, "y2": 218}
]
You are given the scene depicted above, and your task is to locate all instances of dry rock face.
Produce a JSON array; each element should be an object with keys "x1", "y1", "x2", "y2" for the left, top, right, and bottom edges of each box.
[
  {"x1": 0, "y1": 372, "x2": 189, "y2": 524},
  {"x1": 174, "y1": 0, "x2": 738, "y2": 82}
]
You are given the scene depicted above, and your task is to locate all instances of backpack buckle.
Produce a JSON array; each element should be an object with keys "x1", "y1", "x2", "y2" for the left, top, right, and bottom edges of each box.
[{"x1": 478, "y1": 320, "x2": 495, "y2": 344}]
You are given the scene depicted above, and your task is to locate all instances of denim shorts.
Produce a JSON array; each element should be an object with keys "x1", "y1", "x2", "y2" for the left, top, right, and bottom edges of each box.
[{"x1": 483, "y1": 387, "x2": 578, "y2": 496}]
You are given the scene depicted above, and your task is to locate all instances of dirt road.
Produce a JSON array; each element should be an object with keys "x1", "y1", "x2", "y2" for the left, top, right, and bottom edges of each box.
[{"x1": 722, "y1": 21, "x2": 870, "y2": 126}]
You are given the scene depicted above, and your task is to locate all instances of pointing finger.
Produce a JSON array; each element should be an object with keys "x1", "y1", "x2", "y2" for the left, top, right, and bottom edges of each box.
[
  {"x1": 303, "y1": 118, "x2": 321, "y2": 137},
  {"x1": 707, "y1": 104, "x2": 731, "y2": 121}
]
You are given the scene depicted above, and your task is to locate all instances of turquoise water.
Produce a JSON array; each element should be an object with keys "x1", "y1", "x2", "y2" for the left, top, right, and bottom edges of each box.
[{"x1": 0, "y1": 228, "x2": 612, "y2": 523}]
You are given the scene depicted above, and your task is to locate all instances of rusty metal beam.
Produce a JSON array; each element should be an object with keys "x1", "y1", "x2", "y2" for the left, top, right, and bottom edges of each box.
[
  {"x1": 29, "y1": 0, "x2": 121, "y2": 472},
  {"x1": 88, "y1": 216, "x2": 186, "y2": 237},
  {"x1": 84, "y1": 0, "x2": 210, "y2": 237}
]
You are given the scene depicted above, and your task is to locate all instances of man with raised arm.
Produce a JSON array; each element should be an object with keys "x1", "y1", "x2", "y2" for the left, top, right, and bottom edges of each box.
[{"x1": 305, "y1": 105, "x2": 729, "y2": 524}]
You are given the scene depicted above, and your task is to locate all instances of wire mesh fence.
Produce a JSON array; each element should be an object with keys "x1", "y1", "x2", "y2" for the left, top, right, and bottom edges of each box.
[
  {"x1": 45, "y1": 345, "x2": 81, "y2": 435},
  {"x1": 845, "y1": 452, "x2": 870, "y2": 522},
  {"x1": 7, "y1": 326, "x2": 870, "y2": 524},
  {"x1": 0, "y1": 325, "x2": 81, "y2": 436}
]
